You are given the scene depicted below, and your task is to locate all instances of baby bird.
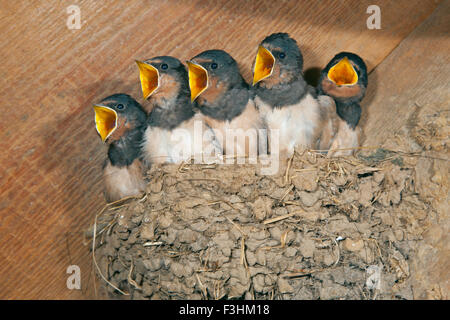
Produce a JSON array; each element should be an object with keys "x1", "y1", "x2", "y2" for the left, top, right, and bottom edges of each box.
[
  {"x1": 252, "y1": 33, "x2": 337, "y2": 159},
  {"x1": 318, "y1": 52, "x2": 368, "y2": 156},
  {"x1": 93, "y1": 94, "x2": 147, "y2": 202},
  {"x1": 136, "y1": 56, "x2": 221, "y2": 164},
  {"x1": 187, "y1": 49, "x2": 266, "y2": 161}
]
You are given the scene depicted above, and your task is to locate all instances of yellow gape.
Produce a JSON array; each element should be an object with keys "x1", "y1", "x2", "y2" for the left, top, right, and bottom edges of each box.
[
  {"x1": 136, "y1": 61, "x2": 160, "y2": 99},
  {"x1": 187, "y1": 61, "x2": 208, "y2": 102},
  {"x1": 93, "y1": 105, "x2": 118, "y2": 142},
  {"x1": 253, "y1": 46, "x2": 275, "y2": 85},
  {"x1": 327, "y1": 57, "x2": 358, "y2": 86}
]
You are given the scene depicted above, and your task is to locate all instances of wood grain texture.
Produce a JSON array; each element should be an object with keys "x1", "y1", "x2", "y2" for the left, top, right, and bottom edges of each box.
[
  {"x1": 362, "y1": 0, "x2": 449, "y2": 147},
  {"x1": 0, "y1": 0, "x2": 442, "y2": 299}
]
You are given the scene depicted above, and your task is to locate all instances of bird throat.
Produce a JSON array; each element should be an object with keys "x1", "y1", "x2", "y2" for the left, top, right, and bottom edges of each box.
[
  {"x1": 335, "y1": 101, "x2": 361, "y2": 129},
  {"x1": 256, "y1": 76, "x2": 308, "y2": 108},
  {"x1": 198, "y1": 87, "x2": 248, "y2": 122},
  {"x1": 108, "y1": 127, "x2": 144, "y2": 167},
  {"x1": 148, "y1": 96, "x2": 195, "y2": 130}
]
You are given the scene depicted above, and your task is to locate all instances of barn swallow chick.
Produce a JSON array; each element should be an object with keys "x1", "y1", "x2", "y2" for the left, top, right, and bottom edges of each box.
[
  {"x1": 318, "y1": 52, "x2": 368, "y2": 156},
  {"x1": 93, "y1": 94, "x2": 147, "y2": 203},
  {"x1": 136, "y1": 56, "x2": 221, "y2": 164},
  {"x1": 252, "y1": 33, "x2": 336, "y2": 159},
  {"x1": 187, "y1": 50, "x2": 266, "y2": 161}
]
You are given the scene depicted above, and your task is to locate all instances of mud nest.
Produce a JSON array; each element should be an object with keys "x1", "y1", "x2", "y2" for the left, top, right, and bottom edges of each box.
[{"x1": 87, "y1": 144, "x2": 442, "y2": 300}]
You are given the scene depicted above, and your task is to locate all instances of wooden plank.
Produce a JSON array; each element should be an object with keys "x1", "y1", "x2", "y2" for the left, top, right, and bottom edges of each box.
[
  {"x1": 362, "y1": 0, "x2": 450, "y2": 147},
  {"x1": 0, "y1": 0, "x2": 441, "y2": 299}
]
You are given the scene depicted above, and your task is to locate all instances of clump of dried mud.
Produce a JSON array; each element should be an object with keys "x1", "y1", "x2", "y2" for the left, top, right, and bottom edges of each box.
[
  {"x1": 380, "y1": 103, "x2": 449, "y2": 300},
  {"x1": 90, "y1": 144, "x2": 442, "y2": 300}
]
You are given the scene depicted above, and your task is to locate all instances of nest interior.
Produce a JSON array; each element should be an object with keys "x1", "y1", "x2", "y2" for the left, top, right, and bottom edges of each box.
[{"x1": 90, "y1": 142, "x2": 443, "y2": 300}]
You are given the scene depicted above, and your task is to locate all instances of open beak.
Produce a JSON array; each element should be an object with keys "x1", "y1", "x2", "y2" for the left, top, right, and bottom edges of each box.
[
  {"x1": 93, "y1": 105, "x2": 118, "y2": 142},
  {"x1": 327, "y1": 57, "x2": 358, "y2": 86},
  {"x1": 136, "y1": 60, "x2": 160, "y2": 99},
  {"x1": 187, "y1": 61, "x2": 208, "y2": 102},
  {"x1": 253, "y1": 46, "x2": 275, "y2": 85}
]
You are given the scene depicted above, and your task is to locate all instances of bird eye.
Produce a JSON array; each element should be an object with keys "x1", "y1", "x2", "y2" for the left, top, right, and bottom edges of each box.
[
  {"x1": 211, "y1": 62, "x2": 218, "y2": 69},
  {"x1": 161, "y1": 63, "x2": 168, "y2": 70},
  {"x1": 116, "y1": 104, "x2": 124, "y2": 110},
  {"x1": 279, "y1": 52, "x2": 286, "y2": 59}
]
